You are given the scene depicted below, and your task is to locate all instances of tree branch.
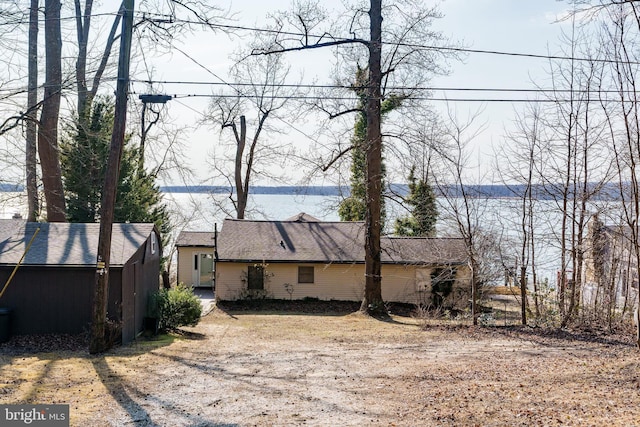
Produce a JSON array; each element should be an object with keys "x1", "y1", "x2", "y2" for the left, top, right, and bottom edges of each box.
[
  {"x1": 321, "y1": 145, "x2": 354, "y2": 172},
  {"x1": 251, "y1": 38, "x2": 367, "y2": 56}
]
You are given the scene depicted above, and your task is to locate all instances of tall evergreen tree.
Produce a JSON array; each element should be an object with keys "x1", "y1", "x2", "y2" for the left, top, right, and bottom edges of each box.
[
  {"x1": 338, "y1": 67, "x2": 402, "y2": 226},
  {"x1": 338, "y1": 71, "x2": 368, "y2": 222},
  {"x1": 394, "y1": 166, "x2": 438, "y2": 237},
  {"x1": 61, "y1": 96, "x2": 170, "y2": 237}
]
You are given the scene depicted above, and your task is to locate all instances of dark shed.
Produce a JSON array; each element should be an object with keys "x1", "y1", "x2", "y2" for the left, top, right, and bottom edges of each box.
[{"x1": 0, "y1": 220, "x2": 161, "y2": 344}]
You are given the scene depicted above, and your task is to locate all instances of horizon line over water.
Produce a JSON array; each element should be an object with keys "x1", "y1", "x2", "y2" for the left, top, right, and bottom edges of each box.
[
  {"x1": 161, "y1": 183, "x2": 627, "y2": 201},
  {"x1": 0, "y1": 190, "x2": 606, "y2": 283},
  {"x1": 0, "y1": 182, "x2": 629, "y2": 201},
  {"x1": 162, "y1": 192, "x2": 343, "y2": 231}
]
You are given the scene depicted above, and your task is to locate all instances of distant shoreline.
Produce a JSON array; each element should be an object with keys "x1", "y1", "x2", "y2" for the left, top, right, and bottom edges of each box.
[
  {"x1": 159, "y1": 185, "x2": 344, "y2": 196},
  {"x1": 0, "y1": 183, "x2": 627, "y2": 201},
  {"x1": 159, "y1": 183, "x2": 625, "y2": 201}
]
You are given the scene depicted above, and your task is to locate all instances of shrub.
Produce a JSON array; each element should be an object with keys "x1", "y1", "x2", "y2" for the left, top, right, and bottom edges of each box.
[{"x1": 150, "y1": 284, "x2": 202, "y2": 332}]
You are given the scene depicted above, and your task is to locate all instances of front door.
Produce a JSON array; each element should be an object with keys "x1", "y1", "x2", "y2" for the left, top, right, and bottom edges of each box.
[{"x1": 194, "y1": 252, "x2": 214, "y2": 287}]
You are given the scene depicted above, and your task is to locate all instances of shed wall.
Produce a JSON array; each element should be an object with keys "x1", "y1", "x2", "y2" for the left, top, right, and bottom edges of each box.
[
  {"x1": 0, "y1": 266, "x2": 122, "y2": 335},
  {"x1": 122, "y1": 238, "x2": 161, "y2": 344}
]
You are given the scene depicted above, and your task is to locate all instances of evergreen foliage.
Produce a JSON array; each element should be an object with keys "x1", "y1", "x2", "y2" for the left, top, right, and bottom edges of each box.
[
  {"x1": 61, "y1": 96, "x2": 171, "y2": 239},
  {"x1": 338, "y1": 67, "x2": 403, "y2": 225},
  {"x1": 394, "y1": 166, "x2": 438, "y2": 237}
]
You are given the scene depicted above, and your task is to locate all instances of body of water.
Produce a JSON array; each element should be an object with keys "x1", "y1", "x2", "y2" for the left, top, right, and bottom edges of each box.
[{"x1": 162, "y1": 192, "x2": 343, "y2": 232}]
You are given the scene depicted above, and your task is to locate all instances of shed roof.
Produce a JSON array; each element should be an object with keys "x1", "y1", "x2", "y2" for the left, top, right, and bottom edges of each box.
[
  {"x1": 217, "y1": 216, "x2": 467, "y2": 265},
  {"x1": 0, "y1": 221, "x2": 156, "y2": 267},
  {"x1": 175, "y1": 231, "x2": 216, "y2": 247}
]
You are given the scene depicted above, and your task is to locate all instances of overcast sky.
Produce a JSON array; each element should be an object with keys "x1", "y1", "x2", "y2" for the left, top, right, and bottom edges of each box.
[{"x1": 98, "y1": 0, "x2": 574, "y2": 186}]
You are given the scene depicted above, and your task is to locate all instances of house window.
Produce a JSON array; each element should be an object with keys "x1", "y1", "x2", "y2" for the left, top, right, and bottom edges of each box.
[
  {"x1": 298, "y1": 266, "x2": 314, "y2": 284},
  {"x1": 248, "y1": 265, "x2": 264, "y2": 290},
  {"x1": 430, "y1": 267, "x2": 457, "y2": 308},
  {"x1": 151, "y1": 232, "x2": 157, "y2": 254}
]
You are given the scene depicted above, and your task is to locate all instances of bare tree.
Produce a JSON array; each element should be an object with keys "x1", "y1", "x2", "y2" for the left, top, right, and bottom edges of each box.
[
  {"x1": 26, "y1": 0, "x2": 39, "y2": 221},
  {"x1": 596, "y1": 1, "x2": 640, "y2": 341},
  {"x1": 498, "y1": 104, "x2": 548, "y2": 323},
  {"x1": 254, "y1": 0, "x2": 454, "y2": 316},
  {"x1": 205, "y1": 48, "x2": 293, "y2": 219},
  {"x1": 38, "y1": 0, "x2": 66, "y2": 222},
  {"x1": 74, "y1": 0, "x2": 123, "y2": 122},
  {"x1": 434, "y1": 107, "x2": 489, "y2": 325}
]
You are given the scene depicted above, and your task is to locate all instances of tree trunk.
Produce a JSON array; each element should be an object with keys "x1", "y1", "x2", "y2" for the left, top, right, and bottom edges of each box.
[
  {"x1": 359, "y1": 0, "x2": 386, "y2": 317},
  {"x1": 26, "y1": 0, "x2": 39, "y2": 222},
  {"x1": 520, "y1": 265, "x2": 527, "y2": 325},
  {"x1": 75, "y1": 0, "x2": 93, "y2": 120},
  {"x1": 38, "y1": 0, "x2": 66, "y2": 222},
  {"x1": 471, "y1": 259, "x2": 477, "y2": 325},
  {"x1": 235, "y1": 116, "x2": 247, "y2": 219}
]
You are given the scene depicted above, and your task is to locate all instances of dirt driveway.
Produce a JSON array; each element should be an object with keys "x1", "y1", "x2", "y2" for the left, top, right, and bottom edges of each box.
[{"x1": 1, "y1": 307, "x2": 639, "y2": 426}]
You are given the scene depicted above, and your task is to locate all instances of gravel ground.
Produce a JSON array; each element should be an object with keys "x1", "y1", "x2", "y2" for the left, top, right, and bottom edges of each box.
[{"x1": 0, "y1": 304, "x2": 638, "y2": 426}]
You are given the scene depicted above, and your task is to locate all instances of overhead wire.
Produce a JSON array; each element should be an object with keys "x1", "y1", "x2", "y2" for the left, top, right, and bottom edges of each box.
[
  {"x1": 136, "y1": 13, "x2": 640, "y2": 66},
  {"x1": 129, "y1": 89, "x2": 633, "y2": 103},
  {"x1": 4, "y1": 7, "x2": 639, "y2": 104},
  {"x1": 2, "y1": 8, "x2": 639, "y2": 66}
]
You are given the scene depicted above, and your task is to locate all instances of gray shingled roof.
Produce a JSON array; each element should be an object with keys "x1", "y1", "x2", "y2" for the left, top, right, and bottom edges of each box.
[
  {"x1": 175, "y1": 231, "x2": 216, "y2": 247},
  {"x1": 381, "y1": 237, "x2": 467, "y2": 264},
  {"x1": 217, "y1": 217, "x2": 467, "y2": 265},
  {"x1": 285, "y1": 212, "x2": 320, "y2": 222},
  {"x1": 0, "y1": 221, "x2": 156, "y2": 267}
]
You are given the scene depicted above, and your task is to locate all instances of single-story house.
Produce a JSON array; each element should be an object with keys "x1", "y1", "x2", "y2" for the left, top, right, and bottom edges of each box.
[
  {"x1": 0, "y1": 220, "x2": 161, "y2": 344},
  {"x1": 215, "y1": 213, "x2": 470, "y2": 307},
  {"x1": 175, "y1": 231, "x2": 216, "y2": 288}
]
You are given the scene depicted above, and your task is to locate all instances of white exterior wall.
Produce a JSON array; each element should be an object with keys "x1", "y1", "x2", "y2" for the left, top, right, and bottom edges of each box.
[
  {"x1": 177, "y1": 247, "x2": 197, "y2": 286},
  {"x1": 177, "y1": 247, "x2": 215, "y2": 287},
  {"x1": 215, "y1": 262, "x2": 363, "y2": 301},
  {"x1": 216, "y1": 261, "x2": 470, "y2": 304}
]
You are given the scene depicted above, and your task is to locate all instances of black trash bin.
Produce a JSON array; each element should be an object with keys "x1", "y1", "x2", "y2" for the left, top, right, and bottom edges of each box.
[{"x1": 0, "y1": 308, "x2": 11, "y2": 343}]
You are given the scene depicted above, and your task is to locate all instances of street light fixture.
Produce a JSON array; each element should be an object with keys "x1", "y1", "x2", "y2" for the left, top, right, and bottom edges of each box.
[{"x1": 139, "y1": 94, "x2": 172, "y2": 104}]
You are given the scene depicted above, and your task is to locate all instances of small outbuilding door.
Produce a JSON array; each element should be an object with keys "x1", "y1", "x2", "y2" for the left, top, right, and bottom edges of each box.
[{"x1": 193, "y1": 252, "x2": 214, "y2": 287}]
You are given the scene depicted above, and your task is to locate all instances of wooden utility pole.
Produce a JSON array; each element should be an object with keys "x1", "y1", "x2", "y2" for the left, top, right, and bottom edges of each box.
[
  {"x1": 359, "y1": 0, "x2": 386, "y2": 316},
  {"x1": 89, "y1": 0, "x2": 134, "y2": 354}
]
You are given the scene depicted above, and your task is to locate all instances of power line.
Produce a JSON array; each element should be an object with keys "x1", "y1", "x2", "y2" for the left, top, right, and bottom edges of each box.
[
  {"x1": 3, "y1": 8, "x2": 638, "y2": 66},
  {"x1": 129, "y1": 78, "x2": 639, "y2": 95},
  {"x1": 138, "y1": 14, "x2": 640, "y2": 66},
  {"x1": 2, "y1": 79, "x2": 634, "y2": 104},
  {"x1": 129, "y1": 89, "x2": 630, "y2": 103}
]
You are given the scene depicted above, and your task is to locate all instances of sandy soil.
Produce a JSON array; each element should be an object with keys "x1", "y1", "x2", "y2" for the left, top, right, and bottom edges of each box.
[{"x1": 0, "y1": 304, "x2": 639, "y2": 426}]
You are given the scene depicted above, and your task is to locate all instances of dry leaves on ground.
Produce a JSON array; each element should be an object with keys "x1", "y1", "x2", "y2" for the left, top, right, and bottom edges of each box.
[{"x1": 0, "y1": 305, "x2": 638, "y2": 426}]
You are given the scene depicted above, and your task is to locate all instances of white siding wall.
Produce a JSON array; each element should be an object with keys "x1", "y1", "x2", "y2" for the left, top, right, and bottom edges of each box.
[
  {"x1": 177, "y1": 247, "x2": 214, "y2": 287},
  {"x1": 216, "y1": 261, "x2": 471, "y2": 304},
  {"x1": 177, "y1": 247, "x2": 197, "y2": 286}
]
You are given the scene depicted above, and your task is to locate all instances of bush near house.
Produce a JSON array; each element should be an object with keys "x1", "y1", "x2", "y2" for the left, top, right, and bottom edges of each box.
[{"x1": 150, "y1": 284, "x2": 202, "y2": 332}]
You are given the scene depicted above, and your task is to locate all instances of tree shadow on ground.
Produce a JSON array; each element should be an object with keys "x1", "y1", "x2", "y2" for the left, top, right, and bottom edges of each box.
[
  {"x1": 169, "y1": 329, "x2": 207, "y2": 340},
  {"x1": 150, "y1": 349, "x2": 384, "y2": 423},
  {"x1": 90, "y1": 340, "x2": 240, "y2": 427},
  {"x1": 489, "y1": 325, "x2": 635, "y2": 348},
  {"x1": 214, "y1": 299, "x2": 417, "y2": 319}
]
